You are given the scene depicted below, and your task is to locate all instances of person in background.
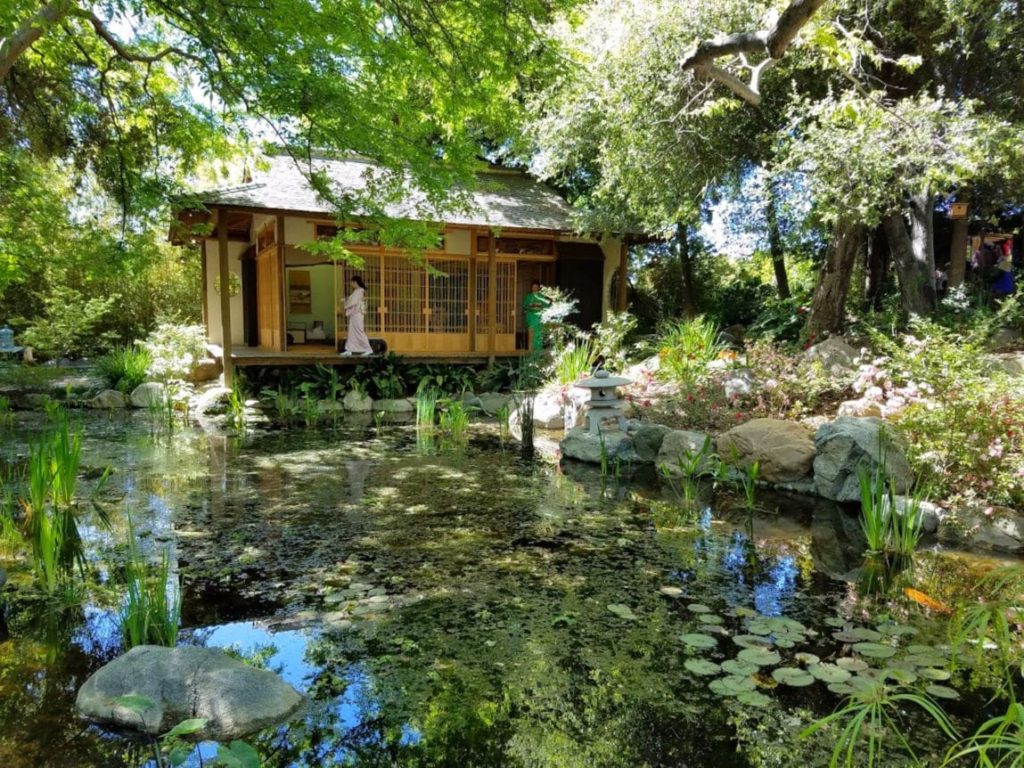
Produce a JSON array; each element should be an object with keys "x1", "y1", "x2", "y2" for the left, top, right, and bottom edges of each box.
[
  {"x1": 522, "y1": 281, "x2": 552, "y2": 352},
  {"x1": 341, "y1": 275, "x2": 373, "y2": 357},
  {"x1": 993, "y1": 240, "x2": 1016, "y2": 299}
]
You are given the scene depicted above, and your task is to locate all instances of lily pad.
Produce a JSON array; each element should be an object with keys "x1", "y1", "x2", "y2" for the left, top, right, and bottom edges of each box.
[
  {"x1": 738, "y1": 647, "x2": 781, "y2": 666},
  {"x1": 905, "y1": 653, "x2": 947, "y2": 668},
  {"x1": 907, "y1": 644, "x2": 945, "y2": 656},
  {"x1": 721, "y1": 659, "x2": 759, "y2": 676},
  {"x1": 736, "y1": 691, "x2": 772, "y2": 707},
  {"x1": 824, "y1": 617, "x2": 848, "y2": 628},
  {"x1": 836, "y1": 657, "x2": 869, "y2": 672},
  {"x1": 680, "y1": 633, "x2": 718, "y2": 650},
  {"x1": 810, "y1": 663, "x2": 851, "y2": 684},
  {"x1": 877, "y1": 622, "x2": 917, "y2": 637},
  {"x1": 853, "y1": 642, "x2": 896, "y2": 659},
  {"x1": 733, "y1": 634, "x2": 773, "y2": 649},
  {"x1": 849, "y1": 627, "x2": 883, "y2": 642},
  {"x1": 828, "y1": 682, "x2": 855, "y2": 695},
  {"x1": 700, "y1": 613, "x2": 725, "y2": 625},
  {"x1": 659, "y1": 586, "x2": 683, "y2": 598},
  {"x1": 700, "y1": 623, "x2": 729, "y2": 635},
  {"x1": 926, "y1": 684, "x2": 960, "y2": 700},
  {"x1": 733, "y1": 607, "x2": 758, "y2": 618},
  {"x1": 607, "y1": 604, "x2": 638, "y2": 621},
  {"x1": 772, "y1": 667, "x2": 815, "y2": 687},
  {"x1": 768, "y1": 617, "x2": 808, "y2": 635},
  {"x1": 685, "y1": 659, "x2": 722, "y2": 676},
  {"x1": 919, "y1": 668, "x2": 952, "y2": 681},
  {"x1": 881, "y1": 667, "x2": 917, "y2": 685},
  {"x1": 794, "y1": 653, "x2": 820, "y2": 666},
  {"x1": 688, "y1": 603, "x2": 712, "y2": 614},
  {"x1": 746, "y1": 620, "x2": 772, "y2": 636},
  {"x1": 774, "y1": 637, "x2": 797, "y2": 649},
  {"x1": 709, "y1": 675, "x2": 757, "y2": 697}
]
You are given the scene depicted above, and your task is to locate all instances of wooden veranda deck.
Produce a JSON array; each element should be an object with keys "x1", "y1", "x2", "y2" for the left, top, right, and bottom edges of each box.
[{"x1": 216, "y1": 344, "x2": 526, "y2": 368}]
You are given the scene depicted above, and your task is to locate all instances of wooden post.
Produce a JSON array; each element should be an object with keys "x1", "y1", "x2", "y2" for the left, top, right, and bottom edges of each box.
[
  {"x1": 948, "y1": 205, "x2": 969, "y2": 288},
  {"x1": 487, "y1": 232, "x2": 497, "y2": 363},
  {"x1": 276, "y1": 215, "x2": 287, "y2": 351},
  {"x1": 200, "y1": 239, "x2": 210, "y2": 335},
  {"x1": 217, "y1": 208, "x2": 234, "y2": 388},
  {"x1": 617, "y1": 238, "x2": 629, "y2": 311},
  {"x1": 468, "y1": 228, "x2": 477, "y2": 352}
]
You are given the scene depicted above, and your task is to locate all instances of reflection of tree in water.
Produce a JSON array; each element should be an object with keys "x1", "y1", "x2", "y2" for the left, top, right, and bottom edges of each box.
[{"x1": 251, "y1": 472, "x2": 838, "y2": 767}]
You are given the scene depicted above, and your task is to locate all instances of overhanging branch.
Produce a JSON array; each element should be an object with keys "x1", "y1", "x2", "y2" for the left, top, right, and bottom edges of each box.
[
  {"x1": 0, "y1": 0, "x2": 75, "y2": 80},
  {"x1": 681, "y1": 0, "x2": 828, "y2": 106}
]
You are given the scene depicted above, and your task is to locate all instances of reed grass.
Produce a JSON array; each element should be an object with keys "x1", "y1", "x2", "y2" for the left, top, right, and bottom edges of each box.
[
  {"x1": 552, "y1": 338, "x2": 597, "y2": 385},
  {"x1": 120, "y1": 515, "x2": 180, "y2": 649},
  {"x1": 439, "y1": 400, "x2": 470, "y2": 441},
  {"x1": 416, "y1": 389, "x2": 438, "y2": 428},
  {"x1": 889, "y1": 492, "x2": 924, "y2": 557},
  {"x1": 859, "y1": 467, "x2": 892, "y2": 554}
]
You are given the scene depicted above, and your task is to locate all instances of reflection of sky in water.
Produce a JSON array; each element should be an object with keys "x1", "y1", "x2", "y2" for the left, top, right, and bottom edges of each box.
[
  {"x1": 193, "y1": 622, "x2": 420, "y2": 762},
  {"x1": 73, "y1": 606, "x2": 122, "y2": 658}
]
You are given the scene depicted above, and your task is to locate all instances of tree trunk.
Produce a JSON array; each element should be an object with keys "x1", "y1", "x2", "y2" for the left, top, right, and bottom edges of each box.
[
  {"x1": 806, "y1": 217, "x2": 865, "y2": 337},
  {"x1": 948, "y1": 208, "x2": 969, "y2": 288},
  {"x1": 676, "y1": 223, "x2": 698, "y2": 318},
  {"x1": 0, "y1": 0, "x2": 74, "y2": 81},
  {"x1": 766, "y1": 179, "x2": 791, "y2": 299},
  {"x1": 883, "y1": 192, "x2": 937, "y2": 317},
  {"x1": 866, "y1": 225, "x2": 888, "y2": 310}
]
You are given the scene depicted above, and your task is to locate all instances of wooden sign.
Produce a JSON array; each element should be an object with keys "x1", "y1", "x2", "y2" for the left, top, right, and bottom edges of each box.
[{"x1": 950, "y1": 202, "x2": 969, "y2": 219}]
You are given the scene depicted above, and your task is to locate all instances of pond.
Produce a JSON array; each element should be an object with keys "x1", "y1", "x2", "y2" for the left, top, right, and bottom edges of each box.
[{"x1": 0, "y1": 412, "x2": 1019, "y2": 767}]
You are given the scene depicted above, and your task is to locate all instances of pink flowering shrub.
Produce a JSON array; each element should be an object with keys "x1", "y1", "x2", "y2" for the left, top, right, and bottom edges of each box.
[{"x1": 869, "y1": 319, "x2": 1024, "y2": 506}]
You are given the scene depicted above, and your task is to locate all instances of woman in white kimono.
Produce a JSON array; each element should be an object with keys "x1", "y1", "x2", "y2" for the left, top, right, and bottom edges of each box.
[{"x1": 341, "y1": 276, "x2": 373, "y2": 357}]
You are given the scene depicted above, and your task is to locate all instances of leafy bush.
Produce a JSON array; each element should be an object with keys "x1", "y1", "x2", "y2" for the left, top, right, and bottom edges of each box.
[
  {"x1": 656, "y1": 316, "x2": 725, "y2": 383},
  {"x1": 18, "y1": 285, "x2": 118, "y2": 359},
  {"x1": 96, "y1": 345, "x2": 153, "y2": 393},
  {"x1": 141, "y1": 322, "x2": 207, "y2": 382},
  {"x1": 590, "y1": 311, "x2": 638, "y2": 373},
  {"x1": 869, "y1": 319, "x2": 1024, "y2": 505},
  {"x1": 746, "y1": 296, "x2": 807, "y2": 344},
  {"x1": 551, "y1": 338, "x2": 598, "y2": 385}
]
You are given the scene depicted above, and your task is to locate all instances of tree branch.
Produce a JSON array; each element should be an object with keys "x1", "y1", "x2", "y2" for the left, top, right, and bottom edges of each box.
[
  {"x1": 78, "y1": 11, "x2": 204, "y2": 66},
  {"x1": 0, "y1": 0, "x2": 75, "y2": 81},
  {"x1": 681, "y1": 0, "x2": 828, "y2": 105}
]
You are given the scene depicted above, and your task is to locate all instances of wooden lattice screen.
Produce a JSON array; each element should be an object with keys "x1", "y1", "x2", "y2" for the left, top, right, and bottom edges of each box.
[{"x1": 335, "y1": 253, "x2": 515, "y2": 353}]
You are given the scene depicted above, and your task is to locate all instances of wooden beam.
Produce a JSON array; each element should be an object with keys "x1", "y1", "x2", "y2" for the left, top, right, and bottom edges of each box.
[
  {"x1": 487, "y1": 232, "x2": 497, "y2": 363},
  {"x1": 217, "y1": 208, "x2": 234, "y2": 388},
  {"x1": 468, "y1": 228, "x2": 477, "y2": 351},
  {"x1": 277, "y1": 215, "x2": 287, "y2": 351},
  {"x1": 617, "y1": 239, "x2": 629, "y2": 312}
]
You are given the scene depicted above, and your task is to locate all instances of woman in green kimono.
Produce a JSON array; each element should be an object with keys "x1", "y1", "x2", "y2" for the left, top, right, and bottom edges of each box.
[{"x1": 522, "y1": 281, "x2": 551, "y2": 352}]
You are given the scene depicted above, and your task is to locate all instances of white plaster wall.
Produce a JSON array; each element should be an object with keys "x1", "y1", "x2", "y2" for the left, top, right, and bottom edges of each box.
[
  {"x1": 285, "y1": 218, "x2": 316, "y2": 246},
  {"x1": 445, "y1": 229, "x2": 471, "y2": 255},
  {"x1": 205, "y1": 240, "x2": 246, "y2": 346}
]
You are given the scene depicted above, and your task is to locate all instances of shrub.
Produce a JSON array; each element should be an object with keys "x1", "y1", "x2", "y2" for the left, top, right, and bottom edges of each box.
[
  {"x1": 656, "y1": 316, "x2": 725, "y2": 383},
  {"x1": 140, "y1": 322, "x2": 207, "y2": 382},
  {"x1": 550, "y1": 338, "x2": 598, "y2": 385},
  {"x1": 18, "y1": 285, "x2": 119, "y2": 359},
  {"x1": 96, "y1": 345, "x2": 153, "y2": 393},
  {"x1": 590, "y1": 311, "x2": 638, "y2": 373},
  {"x1": 869, "y1": 318, "x2": 1024, "y2": 505}
]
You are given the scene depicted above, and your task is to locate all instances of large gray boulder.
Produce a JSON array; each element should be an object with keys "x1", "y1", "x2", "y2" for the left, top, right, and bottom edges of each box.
[
  {"x1": 129, "y1": 382, "x2": 166, "y2": 409},
  {"x1": 813, "y1": 417, "x2": 913, "y2": 502},
  {"x1": 342, "y1": 390, "x2": 373, "y2": 412},
  {"x1": 803, "y1": 336, "x2": 860, "y2": 375},
  {"x1": 717, "y1": 418, "x2": 815, "y2": 484},
  {"x1": 985, "y1": 352, "x2": 1024, "y2": 377},
  {"x1": 188, "y1": 358, "x2": 222, "y2": 384},
  {"x1": 631, "y1": 423, "x2": 671, "y2": 463},
  {"x1": 561, "y1": 427, "x2": 638, "y2": 464},
  {"x1": 76, "y1": 645, "x2": 304, "y2": 740},
  {"x1": 376, "y1": 398, "x2": 414, "y2": 413},
  {"x1": 656, "y1": 429, "x2": 713, "y2": 477},
  {"x1": 86, "y1": 390, "x2": 128, "y2": 409}
]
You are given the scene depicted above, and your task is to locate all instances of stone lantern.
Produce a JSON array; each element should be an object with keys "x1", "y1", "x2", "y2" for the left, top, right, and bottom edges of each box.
[
  {"x1": 574, "y1": 369, "x2": 631, "y2": 434},
  {"x1": 0, "y1": 327, "x2": 22, "y2": 359}
]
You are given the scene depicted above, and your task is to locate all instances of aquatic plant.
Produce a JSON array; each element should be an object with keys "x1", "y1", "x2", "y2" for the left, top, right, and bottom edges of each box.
[
  {"x1": 95, "y1": 345, "x2": 152, "y2": 393},
  {"x1": 859, "y1": 467, "x2": 892, "y2": 554},
  {"x1": 740, "y1": 460, "x2": 759, "y2": 512},
  {"x1": 119, "y1": 515, "x2": 180, "y2": 649},
  {"x1": 373, "y1": 410, "x2": 385, "y2": 431},
  {"x1": 439, "y1": 400, "x2": 470, "y2": 441},
  {"x1": 227, "y1": 379, "x2": 247, "y2": 431},
  {"x1": 416, "y1": 389, "x2": 438, "y2": 428},
  {"x1": 663, "y1": 436, "x2": 716, "y2": 506},
  {"x1": 949, "y1": 565, "x2": 1024, "y2": 699},
  {"x1": 496, "y1": 404, "x2": 511, "y2": 443},
  {"x1": 945, "y1": 700, "x2": 1024, "y2": 767},
  {"x1": 889, "y1": 490, "x2": 925, "y2": 557},
  {"x1": 297, "y1": 382, "x2": 320, "y2": 426},
  {"x1": 262, "y1": 386, "x2": 298, "y2": 425},
  {"x1": 801, "y1": 680, "x2": 957, "y2": 768},
  {"x1": 0, "y1": 482, "x2": 23, "y2": 558},
  {"x1": 49, "y1": 412, "x2": 81, "y2": 509}
]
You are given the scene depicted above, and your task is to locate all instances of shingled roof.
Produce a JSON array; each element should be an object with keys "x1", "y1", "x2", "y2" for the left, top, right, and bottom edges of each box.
[{"x1": 196, "y1": 153, "x2": 580, "y2": 232}]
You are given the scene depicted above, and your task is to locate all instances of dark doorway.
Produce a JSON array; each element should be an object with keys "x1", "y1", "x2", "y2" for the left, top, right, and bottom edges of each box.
[
  {"x1": 240, "y1": 245, "x2": 259, "y2": 347},
  {"x1": 555, "y1": 243, "x2": 605, "y2": 331}
]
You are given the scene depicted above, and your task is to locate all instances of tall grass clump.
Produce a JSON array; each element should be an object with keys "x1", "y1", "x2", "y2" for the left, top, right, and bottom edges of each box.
[
  {"x1": 552, "y1": 338, "x2": 597, "y2": 385},
  {"x1": 439, "y1": 400, "x2": 470, "y2": 441},
  {"x1": 416, "y1": 389, "x2": 438, "y2": 428},
  {"x1": 859, "y1": 467, "x2": 892, "y2": 554},
  {"x1": 96, "y1": 345, "x2": 152, "y2": 393},
  {"x1": 120, "y1": 515, "x2": 180, "y2": 649},
  {"x1": 656, "y1": 316, "x2": 725, "y2": 382}
]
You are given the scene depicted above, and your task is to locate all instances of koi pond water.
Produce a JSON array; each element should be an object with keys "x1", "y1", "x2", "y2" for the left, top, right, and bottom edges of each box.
[{"x1": 0, "y1": 412, "x2": 1021, "y2": 767}]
